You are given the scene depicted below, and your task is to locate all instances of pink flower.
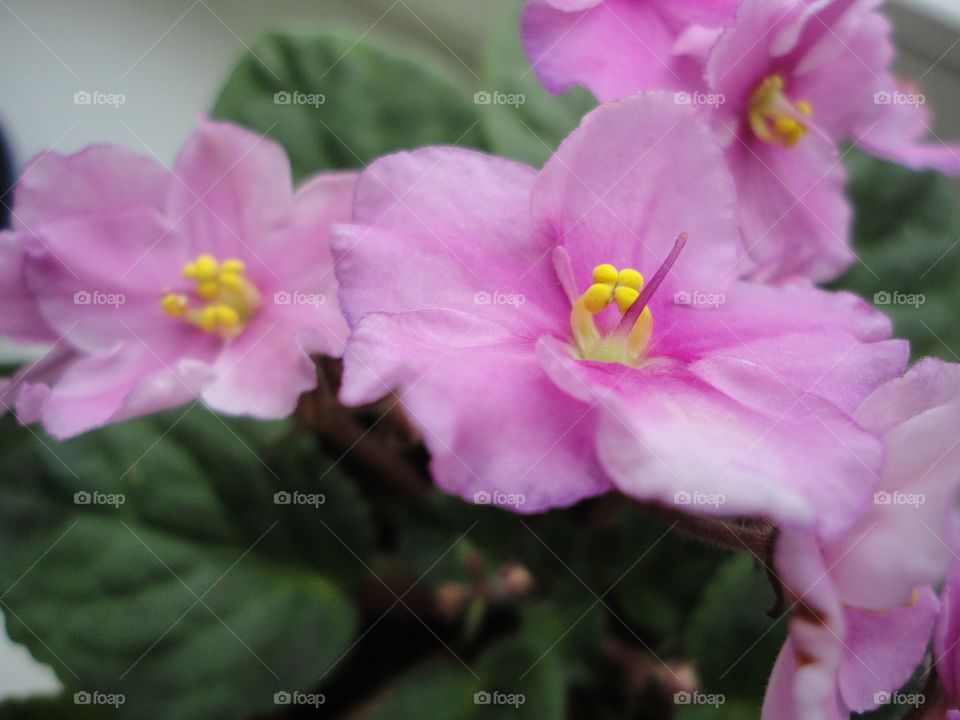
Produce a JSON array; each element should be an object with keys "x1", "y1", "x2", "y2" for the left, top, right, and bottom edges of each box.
[
  {"x1": 762, "y1": 359, "x2": 960, "y2": 720},
  {"x1": 332, "y1": 93, "x2": 906, "y2": 519},
  {"x1": 0, "y1": 120, "x2": 352, "y2": 439},
  {"x1": 523, "y1": 0, "x2": 960, "y2": 282}
]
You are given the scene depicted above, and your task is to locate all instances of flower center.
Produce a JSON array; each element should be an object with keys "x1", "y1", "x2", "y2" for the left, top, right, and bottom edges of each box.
[
  {"x1": 160, "y1": 255, "x2": 260, "y2": 339},
  {"x1": 748, "y1": 74, "x2": 813, "y2": 148},
  {"x1": 568, "y1": 232, "x2": 687, "y2": 366}
]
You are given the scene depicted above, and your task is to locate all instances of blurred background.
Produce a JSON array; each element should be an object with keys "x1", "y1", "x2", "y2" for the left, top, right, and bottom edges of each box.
[{"x1": 0, "y1": 0, "x2": 958, "y2": 713}]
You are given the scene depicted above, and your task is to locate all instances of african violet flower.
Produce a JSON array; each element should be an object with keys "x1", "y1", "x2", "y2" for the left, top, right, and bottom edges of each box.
[
  {"x1": 762, "y1": 359, "x2": 960, "y2": 720},
  {"x1": 332, "y1": 92, "x2": 906, "y2": 522},
  {"x1": 523, "y1": 0, "x2": 960, "y2": 282},
  {"x1": 0, "y1": 120, "x2": 352, "y2": 438}
]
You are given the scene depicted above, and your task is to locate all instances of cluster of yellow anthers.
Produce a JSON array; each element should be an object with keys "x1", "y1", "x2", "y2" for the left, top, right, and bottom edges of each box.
[
  {"x1": 160, "y1": 255, "x2": 260, "y2": 338},
  {"x1": 749, "y1": 74, "x2": 813, "y2": 148},
  {"x1": 571, "y1": 263, "x2": 654, "y2": 366}
]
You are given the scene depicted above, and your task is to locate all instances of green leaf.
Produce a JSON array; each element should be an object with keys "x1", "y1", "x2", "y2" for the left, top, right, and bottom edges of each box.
[
  {"x1": 371, "y1": 634, "x2": 565, "y2": 720},
  {"x1": 212, "y1": 32, "x2": 486, "y2": 180},
  {"x1": 478, "y1": 1, "x2": 596, "y2": 166},
  {"x1": 838, "y1": 150, "x2": 960, "y2": 360},
  {"x1": 0, "y1": 407, "x2": 363, "y2": 720},
  {"x1": 685, "y1": 555, "x2": 786, "y2": 713}
]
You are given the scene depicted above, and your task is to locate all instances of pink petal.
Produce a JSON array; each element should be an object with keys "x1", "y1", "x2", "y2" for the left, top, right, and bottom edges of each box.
[
  {"x1": 12, "y1": 144, "x2": 169, "y2": 230},
  {"x1": 23, "y1": 209, "x2": 193, "y2": 354},
  {"x1": 340, "y1": 310, "x2": 611, "y2": 512},
  {"x1": 39, "y1": 344, "x2": 214, "y2": 440},
  {"x1": 540, "y1": 341, "x2": 882, "y2": 535},
  {"x1": 522, "y1": 0, "x2": 714, "y2": 100},
  {"x1": 726, "y1": 136, "x2": 854, "y2": 283},
  {"x1": 837, "y1": 588, "x2": 939, "y2": 713},
  {"x1": 0, "y1": 231, "x2": 56, "y2": 342},
  {"x1": 332, "y1": 147, "x2": 566, "y2": 337},
  {"x1": 825, "y1": 361, "x2": 960, "y2": 609},
  {"x1": 532, "y1": 93, "x2": 744, "y2": 302},
  {"x1": 169, "y1": 119, "x2": 295, "y2": 271},
  {"x1": 935, "y1": 565, "x2": 960, "y2": 705}
]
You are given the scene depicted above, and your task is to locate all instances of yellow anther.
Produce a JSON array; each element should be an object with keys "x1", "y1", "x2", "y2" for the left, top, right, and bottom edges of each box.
[
  {"x1": 796, "y1": 101, "x2": 812, "y2": 117},
  {"x1": 617, "y1": 268, "x2": 644, "y2": 291},
  {"x1": 199, "y1": 305, "x2": 220, "y2": 332},
  {"x1": 582, "y1": 283, "x2": 613, "y2": 314},
  {"x1": 215, "y1": 304, "x2": 240, "y2": 327},
  {"x1": 592, "y1": 264, "x2": 618, "y2": 285},
  {"x1": 161, "y1": 293, "x2": 187, "y2": 318},
  {"x1": 197, "y1": 280, "x2": 221, "y2": 300},
  {"x1": 219, "y1": 272, "x2": 245, "y2": 292},
  {"x1": 220, "y1": 258, "x2": 245, "y2": 275},
  {"x1": 614, "y1": 286, "x2": 640, "y2": 314},
  {"x1": 192, "y1": 255, "x2": 219, "y2": 281}
]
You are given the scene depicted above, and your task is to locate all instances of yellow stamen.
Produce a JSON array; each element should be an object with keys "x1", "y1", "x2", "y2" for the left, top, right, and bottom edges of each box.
[
  {"x1": 748, "y1": 74, "x2": 814, "y2": 148},
  {"x1": 162, "y1": 255, "x2": 260, "y2": 339},
  {"x1": 572, "y1": 263, "x2": 653, "y2": 365}
]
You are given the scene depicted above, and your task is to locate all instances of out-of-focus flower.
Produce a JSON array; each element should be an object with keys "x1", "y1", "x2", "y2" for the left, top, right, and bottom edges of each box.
[
  {"x1": 523, "y1": 0, "x2": 960, "y2": 282},
  {"x1": 332, "y1": 92, "x2": 906, "y2": 520},
  {"x1": 762, "y1": 359, "x2": 960, "y2": 720},
  {"x1": 0, "y1": 120, "x2": 352, "y2": 438}
]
